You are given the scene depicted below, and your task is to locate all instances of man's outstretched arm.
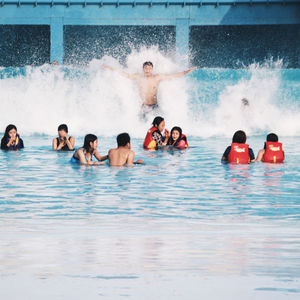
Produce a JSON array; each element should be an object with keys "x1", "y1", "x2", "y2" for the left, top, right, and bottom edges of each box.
[
  {"x1": 158, "y1": 67, "x2": 197, "y2": 81},
  {"x1": 102, "y1": 65, "x2": 138, "y2": 80}
]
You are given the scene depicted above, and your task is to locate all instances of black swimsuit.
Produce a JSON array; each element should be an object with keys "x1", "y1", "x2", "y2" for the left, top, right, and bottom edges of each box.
[{"x1": 56, "y1": 137, "x2": 73, "y2": 151}]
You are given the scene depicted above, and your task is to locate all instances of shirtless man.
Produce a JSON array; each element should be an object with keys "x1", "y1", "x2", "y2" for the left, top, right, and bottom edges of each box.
[
  {"x1": 103, "y1": 61, "x2": 197, "y2": 111},
  {"x1": 108, "y1": 133, "x2": 144, "y2": 166}
]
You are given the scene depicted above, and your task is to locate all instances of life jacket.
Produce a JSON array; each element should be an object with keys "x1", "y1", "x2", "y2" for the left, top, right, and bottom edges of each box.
[
  {"x1": 262, "y1": 141, "x2": 284, "y2": 163},
  {"x1": 143, "y1": 127, "x2": 160, "y2": 149},
  {"x1": 174, "y1": 134, "x2": 189, "y2": 149},
  {"x1": 228, "y1": 143, "x2": 250, "y2": 164}
]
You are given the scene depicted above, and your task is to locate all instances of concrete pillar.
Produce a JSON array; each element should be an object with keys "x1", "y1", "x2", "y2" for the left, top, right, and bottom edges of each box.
[
  {"x1": 176, "y1": 18, "x2": 190, "y2": 65},
  {"x1": 50, "y1": 18, "x2": 64, "y2": 65}
]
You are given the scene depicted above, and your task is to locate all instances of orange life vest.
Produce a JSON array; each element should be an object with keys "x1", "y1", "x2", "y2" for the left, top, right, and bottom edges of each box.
[
  {"x1": 143, "y1": 127, "x2": 160, "y2": 149},
  {"x1": 262, "y1": 141, "x2": 284, "y2": 163},
  {"x1": 174, "y1": 134, "x2": 189, "y2": 149},
  {"x1": 228, "y1": 143, "x2": 250, "y2": 164}
]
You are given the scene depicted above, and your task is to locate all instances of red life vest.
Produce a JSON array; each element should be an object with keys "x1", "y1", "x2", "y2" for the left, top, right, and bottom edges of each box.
[
  {"x1": 228, "y1": 143, "x2": 250, "y2": 164},
  {"x1": 174, "y1": 134, "x2": 189, "y2": 149},
  {"x1": 143, "y1": 127, "x2": 159, "y2": 149},
  {"x1": 262, "y1": 141, "x2": 284, "y2": 163}
]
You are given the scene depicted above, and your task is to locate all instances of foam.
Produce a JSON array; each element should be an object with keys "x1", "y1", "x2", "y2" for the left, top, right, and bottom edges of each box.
[{"x1": 0, "y1": 49, "x2": 299, "y2": 137}]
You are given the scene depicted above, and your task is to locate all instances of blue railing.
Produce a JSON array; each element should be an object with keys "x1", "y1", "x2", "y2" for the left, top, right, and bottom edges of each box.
[{"x1": 0, "y1": 0, "x2": 299, "y2": 7}]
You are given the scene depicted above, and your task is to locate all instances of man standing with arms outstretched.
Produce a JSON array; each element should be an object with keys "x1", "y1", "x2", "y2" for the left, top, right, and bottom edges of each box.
[{"x1": 103, "y1": 61, "x2": 197, "y2": 117}]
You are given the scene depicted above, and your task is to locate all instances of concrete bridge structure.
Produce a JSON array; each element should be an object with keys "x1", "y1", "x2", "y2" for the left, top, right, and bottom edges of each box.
[{"x1": 0, "y1": 0, "x2": 299, "y2": 64}]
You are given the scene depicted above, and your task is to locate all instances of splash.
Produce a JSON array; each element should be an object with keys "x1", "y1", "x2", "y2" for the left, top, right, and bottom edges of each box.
[{"x1": 0, "y1": 49, "x2": 299, "y2": 138}]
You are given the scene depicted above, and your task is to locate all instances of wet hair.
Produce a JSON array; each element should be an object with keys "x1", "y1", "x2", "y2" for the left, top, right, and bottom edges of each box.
[
  {"x1": 264, "y1": 133, "x2": 279, "y2": 150},
  {"x1": 152, "y1": 116, "x2": 164, "y2": 127},
  {"x1": 83, "y1": 134, "x2": 97, "y2": 152},
  {"x1": 168, "y1": 126, "x2": 182, "y2": 145},
  {"x1": 3, "y1": 124, "x2": 17, "y2": 139},
  {"x1": 232, "y1": 130, "x2": 247, "y2": 144},
  {"x1": 266, "y1": 133, "x2": 278, "y2": 142},
  {"x1": 58, "y1": 124, "x2": 68, "y2": 133},
  {"x1": 117, "y1": 133, "x2": 130, "y2": 147},
  {"x1": 241, "y1": 98, "x2": 249, "y2": 106},
  {"x1": 143, "y1": 61, "x2": 153, "y2": 68}
]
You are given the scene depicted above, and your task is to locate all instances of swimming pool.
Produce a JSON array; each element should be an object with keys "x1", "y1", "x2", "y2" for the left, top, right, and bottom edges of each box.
[
  {"x1": 0, "y1": 54, "x2": 300, "y2": 299},
  {"x1": 0, "y1": 134, "x2": 300, "y2": 299}
]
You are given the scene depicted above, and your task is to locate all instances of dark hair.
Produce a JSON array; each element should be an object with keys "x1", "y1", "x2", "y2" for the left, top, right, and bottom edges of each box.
[
  {"x1": 168, "y1": 126, "x2": 182, "y2": 145},
  {"x1": 4, "y1": 124, "x2": 17, "y2": 139},
  {"x1": 83, "y1": 134, "x2": 97, "y2": 152},
  {"x1": 117, "y1": 133, "x2": 130, "y2": 147},
  {"x1": 152, "y1": 116, "x2": 164, "y2": 127},
  {"x1": 143, "y1": 61, "x2": 153, "y2": 68},
  {"x1": 58, "y1": 124, "x2": 68, "y2": 133},
  {"x1": 266, "y1": 133, "x2": 278, "y2": 142},
  {"x1": 232, "y1": 130, "x2": 247, "y2": 144}
]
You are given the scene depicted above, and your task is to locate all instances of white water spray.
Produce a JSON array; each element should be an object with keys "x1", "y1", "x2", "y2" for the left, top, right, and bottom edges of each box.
[{"x1": 0, "y1": 49, "x2": 299, "y2": 138}]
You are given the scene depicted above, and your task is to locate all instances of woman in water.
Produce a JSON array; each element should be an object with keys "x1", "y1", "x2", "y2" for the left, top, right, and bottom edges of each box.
[
  {"x1": 167, "y1": 126, "x2": 189, "y2": 149},
  {"x1": 71, "y1": 134, "x2": 108, "y2": 165},
  {"x1": 143, "y1": 116, "x2": 170, "y2": 150},
  {"x1": 222, "y1": 130, "x2": 255, "y2": 164},
  {"x1": 52, "y1": 124, "x2": 75, "y2": 151},
  {"x1": 1, "y1": 124, "x2": 24, "y2": 150}
]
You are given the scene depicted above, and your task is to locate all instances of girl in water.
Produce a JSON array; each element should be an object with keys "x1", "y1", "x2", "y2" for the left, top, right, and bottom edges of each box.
[
  {"x1": 1, "y1": 124, "x2": 24, "y2": 150},
  {"x1": 52, "y1": 124, "x2": 75, "y2": 151},
  {"x1": 222, "y1": 130, "x2": 255, "y2": 164},
  {"x1": 71, "y1": 134, "x2": 108, "y2": 165},
  {"x1": 143, "y1": 116, "x2": 170, "y2": 150},
  {"x1": 167, "y1": 126, "x2": 189, "y2": 149}
]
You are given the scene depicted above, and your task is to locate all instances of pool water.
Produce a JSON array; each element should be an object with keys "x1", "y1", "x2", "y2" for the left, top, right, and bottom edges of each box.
[
  {"x1": 0, "y1": 134, "x2": 300, "y2": 299},
  {"x1": 0, "y1": 51, "x2": 300, "y2": 298}
]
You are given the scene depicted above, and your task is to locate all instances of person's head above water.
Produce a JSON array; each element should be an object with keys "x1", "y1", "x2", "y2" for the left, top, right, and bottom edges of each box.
[
  {"x1": 58, "y1": 124, "x2": 68, "y2": 133},
  {"x1": 58, "y1": 124, "x2": 68, "y2": 138},
  {"x1": 143, "y1": 61, "x2": 153, "y2": 77},
  {"x1": 4, "y1": 124, "x2": 18, "y2": 139},
  {"x1": 152, "y1": 116, "x2": 165, "y2": 132},
  {"x1": 232, "y1": 130, "x2": 247, "y2": 144},
  {"x1": 266, "y1": 133, "x2": 278, "y2": 142},
  {"x1": 170, "y1": 126, "x2": 182, "y2": 142},
  {"x1": 117, "y1": 133, "x2": 131, "y2": 148},
  {"x1": 241, "y1": 98, "x2": 249, "y2": 106},
  {"x1": 83, "y1": 134, "x2": 98, "y2": 152}
]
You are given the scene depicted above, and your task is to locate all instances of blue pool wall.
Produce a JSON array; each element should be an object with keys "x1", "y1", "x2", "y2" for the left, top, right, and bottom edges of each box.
[{"x1": 0, "y1": 1, "x2": 299, "y2": 67}]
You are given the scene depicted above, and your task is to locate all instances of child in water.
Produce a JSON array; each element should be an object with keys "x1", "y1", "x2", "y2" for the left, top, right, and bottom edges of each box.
[
  {"x1": 1, "y1": 124, "x2": 24, "y2": 150},
  {"x1": 143, "y1": 116, "x2": 170, "y2": 150},
  {"x1": 109, "y1": 133, "x2": 144, "y2": 166},
  {"x1": 222, "y1": 130, "x2": 255, "y2": 164},
  {"x1": 52, "y1": 124, "x2": 75, "y2": 151},
  {"x1": 256, "y1": 133, "x2": 284, "y2": 163},
  {"x1": 167, "y1": 126, "x2": 189, "y2": 149},
  {"x1": 71, "y1": 134, "x2": 108, "y2": 165}
]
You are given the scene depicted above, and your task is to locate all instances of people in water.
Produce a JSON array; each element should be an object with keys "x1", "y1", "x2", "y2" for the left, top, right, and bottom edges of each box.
[
  {"x1": 143, "y1": 116, "x2": 170, "y2": 150},
  {"x1": 1, "y1": 124, "x2": 24, "y2": 151},
  {"x1": 71, "y1": 134, "x2": 108, "y2": 165},
  {"x1": 103, "y1": 61, "x2": 197, "y2": 112},
  {"x1": 222, "y1": 130, "x2": 255, "y2": 164},
  {"x1": 108, "y1": 133, "x2": 144, "y2": 166},
  {"x1": 256, "y1": 133, "x2": 284, "y2": 163},
  {"x1": 167, "y1": 126, "x2": 189, "y2": 149},
  {"x1": 52, "y1": 124, "x2": 75, "y2": 151}
]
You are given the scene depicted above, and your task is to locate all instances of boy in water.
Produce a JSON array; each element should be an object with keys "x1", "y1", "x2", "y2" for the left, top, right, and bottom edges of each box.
[
  {"x1": 109, "y1": 133, "x2": 144, "y2": 166},
  {"x1": 103, "y1": 62, "x2": 197, "y2": 115}
]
